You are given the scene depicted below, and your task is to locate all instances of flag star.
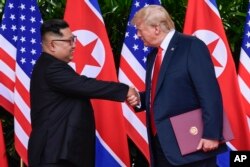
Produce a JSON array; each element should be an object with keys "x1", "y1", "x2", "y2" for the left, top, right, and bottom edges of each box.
[
  {"x1": 10, "y1": 14, "x2": 15, "y2": 20},
  {"x1": 30, "y1": 38, "x2": 36, "y2": 44},
  {"x1": 8, "y1": 3, "x2": 14, "y2": 9},
  {"x1": 30, "y1": 28, "x2": 36, "y2": 33},
  {"x1": 20, "y1": 47, "x2": 26, "y2": 53},
  {"x1": 248, "y1": 20, "x2": 250, "y2": 27},
  {"x1": 245, "y1": 42, "x2": 250, "y2": 48},
  {"x1": 20, "y1": 57, "x2": 26, "y2": 64},
  {"x1": 135, "y1": 1, "x2": 140, "y2": 8},
  {"x1": 20, "y1": 15, "x2": 26, "y2": 21},
  {"x1": 13, "y1": 35, "x2": 18, "y2": 41},
  {"x1": 246, "y1": 31, "x2": 250, "y2": 38},
  {"x1": 144, "y1": 3, "x2": 149, "y2": 7},
  {"x1": 1, "y1": 24, "x2": 6, "y2": 31},
  {"x1": 30, "y1": 59, "x2": 36, "y2": 65},
  {"x1": 133, "y1": 44, "x2": 139, "y2": 50},
  {"x1": 248, "y1": 9, "x2": 250, "y2": 16},
  {"x1": 20, "y1": 3, "x2": 26, "y2": 10},
  {"x1": 20, "y1": 36, "x2": 26, "y2": 42},
  {"x1": 143, "y1": 56, "x2": 147, "y2": 63},
  {"x1": 11, "y1": 25, "x2": 17, "y2": 31},
  {"x1": 125, "y1": 32, "x2": 129, "y2": 38},
  {"x1": 133, "y1": 34, "x2": 139, "y2": 40},
  {"x1": 31, "y1": 49, "x2": 36, "y2": 55},
  {"x1": 2, "y1": 14, "x2": 5, "y2": 19},
  {"x1": 20, "y1": 25, "x2": 26, "y2": 31},
  {"x1": 30, "y1": 5, "x2": 36, "y2": 12},
  {"x1": 30, "y1": 17, "x2": 36, "y2": 23},
  {"x1": 143, "y1": 46, "x2": 149, "y2": 52}
]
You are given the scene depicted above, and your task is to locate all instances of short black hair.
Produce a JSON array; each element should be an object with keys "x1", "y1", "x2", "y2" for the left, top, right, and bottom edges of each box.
[{"x1": 41, "y1": 19, "x2": 69, "y2": 37}]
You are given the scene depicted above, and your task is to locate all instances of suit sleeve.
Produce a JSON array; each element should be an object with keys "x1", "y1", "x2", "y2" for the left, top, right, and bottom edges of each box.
[
  {"x1": 45, "y1": 61, "x2": 129, "y2": 102},
  {"x1": 188, "y1": 38, "x2": 223, "y2": 140}
]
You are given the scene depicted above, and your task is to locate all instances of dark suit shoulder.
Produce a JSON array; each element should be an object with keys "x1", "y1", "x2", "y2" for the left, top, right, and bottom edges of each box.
[{"x1": 177, "y1": 32, "x2": 206, "y2": 47}]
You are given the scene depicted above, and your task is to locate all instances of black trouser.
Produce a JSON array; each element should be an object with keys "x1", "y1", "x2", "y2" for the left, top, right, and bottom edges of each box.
[{"x1": 152, "y1": 135, "x2": 217, "y2": 167}]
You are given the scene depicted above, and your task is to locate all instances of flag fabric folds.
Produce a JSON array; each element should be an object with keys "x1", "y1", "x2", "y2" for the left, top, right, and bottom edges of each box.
[
  {"x1": 0, "y1": 0, "x2": 42, "y2": 165},
  {"x1": 118, "y1": 0, "x2": 161, "y2": 162},
  {"x1": 64, "y1": 0, "x2": 130, "y2": 166},
  {"x1": 183, "y1": 0, "x2": 250, "y2": 166},
  {"x1": 0, "y1": 120, "x2": 8, "y2": 167},
  {"x1": 238, "y1": 2, "x2": 250, "y2": 127}
]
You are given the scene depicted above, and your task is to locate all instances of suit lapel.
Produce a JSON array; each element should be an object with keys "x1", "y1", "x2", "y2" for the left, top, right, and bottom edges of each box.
[{"x1": 155, "y1": 31, "x2": 180, "y2": 97}]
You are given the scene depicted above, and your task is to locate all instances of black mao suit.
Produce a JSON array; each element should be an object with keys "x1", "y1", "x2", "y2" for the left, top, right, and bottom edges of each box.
[
  {"x1": 28, "y1": 52, "x2": 129, "y2": 167},
  {"x1": 139, "y1": 31, "x2": 227, "y2": 166}
]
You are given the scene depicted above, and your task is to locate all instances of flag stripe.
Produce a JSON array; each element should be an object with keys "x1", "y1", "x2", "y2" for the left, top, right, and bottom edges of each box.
[
  {"x1": 0, "y1": 72, "x2": 14, "y2": 91},
  {"x1": 120, "y1": 44, "x2": 146, "y2": 85},
  {"x1": 0, "y1": 34, "x2": 17, "y2": 60},
  {"x1": 14, "y1": 134, "x2": 28, "y2": 164},
  {"x1": 119, "y1": 57, "x2": 145, "y2": 90},
  {"x1": 239, "y1": 48, "x2": 250, "y2": 73}
]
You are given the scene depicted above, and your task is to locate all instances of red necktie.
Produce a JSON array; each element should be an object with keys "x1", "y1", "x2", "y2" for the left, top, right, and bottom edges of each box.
[{"x1": 150, "y1": 47, "x2": 163, "y2": 135}]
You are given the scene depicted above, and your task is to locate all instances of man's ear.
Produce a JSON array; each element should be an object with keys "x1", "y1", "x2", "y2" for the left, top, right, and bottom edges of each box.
[{"x1": 155, "y1": 24, "x2": 161, "y2": 35}]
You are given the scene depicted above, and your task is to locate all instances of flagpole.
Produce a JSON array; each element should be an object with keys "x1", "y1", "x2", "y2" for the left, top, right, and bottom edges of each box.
[{"x1": 20, "y1": 159, "x2": 24, "y2": 167}]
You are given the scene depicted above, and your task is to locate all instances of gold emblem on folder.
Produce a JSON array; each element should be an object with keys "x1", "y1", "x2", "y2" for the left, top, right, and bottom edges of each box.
[{"x1": 189, "y1": 126, "x2": 198, "y2": 135}]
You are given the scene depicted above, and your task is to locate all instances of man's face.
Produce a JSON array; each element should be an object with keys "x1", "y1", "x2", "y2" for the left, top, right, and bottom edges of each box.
[
  {"x1": 50, "y1": 28, "x2": 76, "y2": 63},
  {"x1": 136, "y1": 22, "x2": 157, "y2": 47}
]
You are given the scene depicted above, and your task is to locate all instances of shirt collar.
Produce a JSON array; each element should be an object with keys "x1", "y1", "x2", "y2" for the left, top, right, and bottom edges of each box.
[{"x1": 160, "y1": 29, "x2": 175, "y2": 52}]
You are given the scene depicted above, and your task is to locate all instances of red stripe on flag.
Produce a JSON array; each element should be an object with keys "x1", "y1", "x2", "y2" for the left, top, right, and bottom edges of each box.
[
  {"x1": 120, "y1": 56, "x2": 145, "y2": 90},
  {"x1": 14, "y1": 107, "x2": 31, "y2": 136},
  {"x1": 0, "y1": 49, "x2": 15, "y2": 69},
  {"x1": 0, "y1": 97, "x2": 13, "y2": 115},
  {"x1": 15, "y1": 134, "x2": 28, "y2": 165},
  {"x1": 238, "y1": 62, "x2": 250, "y2": 88},
  {"x1": 0, "y1": 72, "x2": 14, "y2": 92},
  {"x1": 15, "y1": 78, "x2": 30, "y2": 106}
]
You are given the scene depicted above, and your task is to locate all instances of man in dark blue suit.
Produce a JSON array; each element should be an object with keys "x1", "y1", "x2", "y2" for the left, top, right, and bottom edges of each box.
[
  {"x1": 128, "y1": 5, "x2": 227, "y2": 167},
  {"x1": 28, "y1": 19, "x2": 139, "y2": 167}
]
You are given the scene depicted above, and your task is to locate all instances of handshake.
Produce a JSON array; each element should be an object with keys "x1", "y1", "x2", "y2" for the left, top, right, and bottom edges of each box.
[{"x1": 126, "y1": 87, "x2": 140, "y2": 107}]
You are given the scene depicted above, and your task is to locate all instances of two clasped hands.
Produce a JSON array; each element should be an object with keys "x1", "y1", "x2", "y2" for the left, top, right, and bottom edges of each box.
[{"x1": 127, "y1": 87, "x2": 140, "y2": 107}]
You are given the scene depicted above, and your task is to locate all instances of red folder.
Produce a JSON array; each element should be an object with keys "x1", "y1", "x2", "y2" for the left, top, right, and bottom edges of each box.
[{"x1": 170, "y1": 108, "x2": 234, "y2": 156}]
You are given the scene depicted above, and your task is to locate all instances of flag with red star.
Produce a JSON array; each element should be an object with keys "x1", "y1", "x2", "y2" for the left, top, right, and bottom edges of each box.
[{"x1": 183, "y1": 0, "x2": 250, "y2": 166}]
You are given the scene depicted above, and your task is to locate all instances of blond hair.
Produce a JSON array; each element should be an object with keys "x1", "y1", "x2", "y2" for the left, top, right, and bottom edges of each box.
[{"x1": 131, "y1": 5, "x2": 175, "y2": 32}]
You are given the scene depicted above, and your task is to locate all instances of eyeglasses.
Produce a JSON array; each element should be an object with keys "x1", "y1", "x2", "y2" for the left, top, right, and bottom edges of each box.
[{"x1": 52, "y1": 35, "x2": 77, "y2": 45}]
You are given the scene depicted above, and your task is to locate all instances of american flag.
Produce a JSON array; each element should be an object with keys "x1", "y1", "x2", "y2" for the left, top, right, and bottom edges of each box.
[
  {"x1": 118, "y1": 0, "x2": 160, "y2": 162},
  {"x1": 0, "y1": 0, "x2": 42, "y2": 164},
  {"x1": 238, "y1": 2, "x2": 250, "y2": 129}
]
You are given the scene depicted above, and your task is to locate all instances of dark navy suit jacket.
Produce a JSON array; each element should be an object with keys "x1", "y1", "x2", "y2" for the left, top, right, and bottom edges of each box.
[{"x1": 139, "y1": 31, "x2": 227, "y2": 166}]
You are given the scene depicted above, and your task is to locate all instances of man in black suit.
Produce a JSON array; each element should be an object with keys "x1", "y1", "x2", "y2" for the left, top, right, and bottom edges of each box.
[
  {"x1": 128, "y1": 5, "x2": 227, "y2": 167},
  {"x1": 28, "y1": 19, "x2": 138, "y2": 167}
]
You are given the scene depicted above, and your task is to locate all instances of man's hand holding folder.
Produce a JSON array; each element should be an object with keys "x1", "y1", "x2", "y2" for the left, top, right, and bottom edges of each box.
[{"x1": 170, "y1": 108, "x2": 234, "y2": 156}]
